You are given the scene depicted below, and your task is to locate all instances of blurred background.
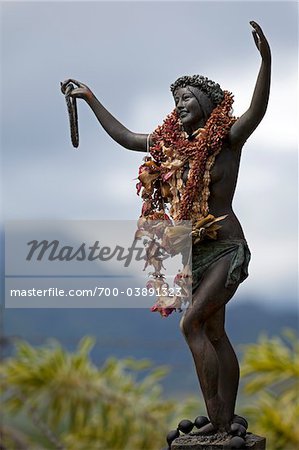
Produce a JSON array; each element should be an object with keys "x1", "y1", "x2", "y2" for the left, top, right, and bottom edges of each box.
[
  {"x1": 2, "y1": 0, "x2": 298, "y2": 371},
  {"x1": 1, "y1": 1, "x2": 298, "y2": 449}
]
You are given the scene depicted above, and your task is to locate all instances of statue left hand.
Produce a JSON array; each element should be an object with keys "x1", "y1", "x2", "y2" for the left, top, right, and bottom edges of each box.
[{"x1": 250, "y1": 21, "x2": 271, "y2": 61}]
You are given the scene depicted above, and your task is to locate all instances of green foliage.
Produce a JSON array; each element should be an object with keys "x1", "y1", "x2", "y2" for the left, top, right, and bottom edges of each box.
[
  {"x1": 1, "y1": 337, "x2": 198, "y2": 449},
  {"x1": 241, "y1": 329, "x2": 299, "y2": 450}
]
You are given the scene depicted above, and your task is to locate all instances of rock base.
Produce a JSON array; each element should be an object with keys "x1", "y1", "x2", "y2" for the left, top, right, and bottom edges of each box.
[{"x1": 170, "y1": 431, "x2": 266, "y2": 449}]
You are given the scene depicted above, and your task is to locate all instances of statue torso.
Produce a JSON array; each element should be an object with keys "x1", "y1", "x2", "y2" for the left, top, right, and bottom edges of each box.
[{"x1": 184, "y1": 140, "x2": 245, "y2": 240}]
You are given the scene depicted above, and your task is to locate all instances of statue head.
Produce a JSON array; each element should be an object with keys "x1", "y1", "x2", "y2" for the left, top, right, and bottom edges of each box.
[{"x1": 170, "y1": 75, "x2": 224, "y2": 134}]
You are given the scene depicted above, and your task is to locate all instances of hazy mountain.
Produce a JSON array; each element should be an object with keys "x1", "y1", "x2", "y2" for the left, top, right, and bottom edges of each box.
[{"x1": 2, "y1": 301, "x2": 298, "y2": 396}]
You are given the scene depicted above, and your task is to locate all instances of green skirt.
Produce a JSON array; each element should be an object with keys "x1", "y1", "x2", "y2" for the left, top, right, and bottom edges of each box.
[{"x1": 192, "y1": 239, "x2": 251, "y2": 293}]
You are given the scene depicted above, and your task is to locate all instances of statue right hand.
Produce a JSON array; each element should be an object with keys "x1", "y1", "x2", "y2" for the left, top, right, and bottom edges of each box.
[
  {"x1": 60, "y1": 79, "x2": 93, "y2": 102},
  {"x1": 249, "y1": 21, "x2": 271, "y2": 62}
]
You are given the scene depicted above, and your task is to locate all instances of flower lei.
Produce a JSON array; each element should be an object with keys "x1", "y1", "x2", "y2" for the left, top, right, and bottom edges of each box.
[{"x1": 136, "y1": 91, "x2": 236, "y2": 317}]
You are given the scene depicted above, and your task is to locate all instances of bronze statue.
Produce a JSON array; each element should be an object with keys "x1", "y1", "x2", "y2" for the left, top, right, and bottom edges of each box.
[{"x1": 61, "y1": 20, "x2": 271, "y2": 445}]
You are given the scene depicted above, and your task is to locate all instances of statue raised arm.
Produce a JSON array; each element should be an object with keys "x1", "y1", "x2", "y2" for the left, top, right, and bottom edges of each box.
[{"x1": 229, "y1": 21, "x2": 271, "y2": 147}]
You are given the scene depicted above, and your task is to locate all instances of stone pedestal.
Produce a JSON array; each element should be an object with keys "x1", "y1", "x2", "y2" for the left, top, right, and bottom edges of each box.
[{"x1": 170, "y1": 432, "x2": 266, "y2": 449}]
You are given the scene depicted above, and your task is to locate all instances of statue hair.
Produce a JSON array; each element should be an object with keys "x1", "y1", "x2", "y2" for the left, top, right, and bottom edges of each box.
[{"x1": 170, "y1": 75, "x2": 224, "y2": 107}]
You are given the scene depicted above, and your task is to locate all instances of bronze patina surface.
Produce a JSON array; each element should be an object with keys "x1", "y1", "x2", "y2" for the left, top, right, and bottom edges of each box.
[{"x1": 61, "y1": 20, "x2": 271, "y2": 441}]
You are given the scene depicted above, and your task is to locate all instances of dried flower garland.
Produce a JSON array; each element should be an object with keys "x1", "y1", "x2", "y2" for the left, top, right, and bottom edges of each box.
[
  {"x1": 136, "y1": 90, "x2": 236, "y2": 316},
  {"x1": 137, "y1": 90, "x2": 236, "y2": 222}
]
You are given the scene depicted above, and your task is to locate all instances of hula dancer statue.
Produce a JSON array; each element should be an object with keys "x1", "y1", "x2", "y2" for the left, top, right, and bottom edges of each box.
[{"x1": 61, "y1": 21, "x2": 271, "y2": 447}]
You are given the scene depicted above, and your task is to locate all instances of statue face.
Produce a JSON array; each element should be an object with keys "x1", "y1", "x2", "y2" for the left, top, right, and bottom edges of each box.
[{"x1": 173, "y1": 87, "x2": 204, "y2": 132}]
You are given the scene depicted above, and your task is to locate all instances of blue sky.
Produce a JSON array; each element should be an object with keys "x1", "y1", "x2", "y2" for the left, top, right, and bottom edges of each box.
[{"x1": 1, "y1": 1, "x2": 298, "y2": 308}]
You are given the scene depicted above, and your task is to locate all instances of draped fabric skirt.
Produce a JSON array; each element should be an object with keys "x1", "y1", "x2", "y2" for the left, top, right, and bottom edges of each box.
[{"x1": 192, "y1": 239, "x2": 251, "y2": 294}]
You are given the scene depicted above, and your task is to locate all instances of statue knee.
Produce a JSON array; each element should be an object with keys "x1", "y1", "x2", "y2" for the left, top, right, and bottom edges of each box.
[
  {"x1": 205, "y1": 324, "x2": 225, "y2": 344},
  {"x1": 180, "y1": 311, "x2": 203, "y2": 341}
]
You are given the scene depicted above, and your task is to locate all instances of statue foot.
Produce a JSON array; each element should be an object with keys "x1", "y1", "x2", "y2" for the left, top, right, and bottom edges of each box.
[
  {"x1": 165, "y1": 413, "x2": 243, "y2": 447},
  {"x1": 195, "y1": 421, "x2": 216, "y2": 434},
  {"x1": 193, "y1": 413, "x2": 248, "y2": 436}
]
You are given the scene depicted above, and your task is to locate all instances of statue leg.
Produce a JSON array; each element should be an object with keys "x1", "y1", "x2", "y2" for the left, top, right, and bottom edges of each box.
[
  {"x1": 180, "y1": 253, "x2": 239, "y2": 431},
  {"x1": 205, "y1": 307, "x2": 240, "y2": 425}
]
